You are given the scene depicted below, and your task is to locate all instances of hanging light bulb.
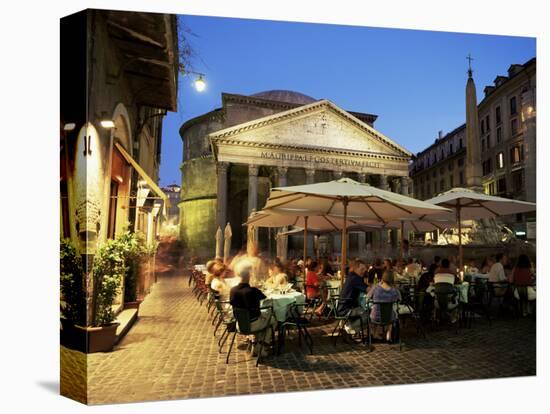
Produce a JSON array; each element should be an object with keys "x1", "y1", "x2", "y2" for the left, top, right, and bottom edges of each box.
[{"x1": 194, "y1": 74, "x2": 206, "y2": 92}]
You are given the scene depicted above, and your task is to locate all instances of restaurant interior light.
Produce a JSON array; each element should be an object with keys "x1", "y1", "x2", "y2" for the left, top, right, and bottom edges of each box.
[
  {"x1": 63, "y1": 122, "x2": 76, "y2": 131},
  {"x1": 194, "y1": 74, "x2": 206, "y2": 92},
  {"x1": 515, "y1": 231, "x2": 526, "y2": 236}
]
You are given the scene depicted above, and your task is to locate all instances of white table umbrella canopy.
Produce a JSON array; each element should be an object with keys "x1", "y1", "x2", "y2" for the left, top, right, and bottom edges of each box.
[
  {"x1": 425, "y1": 187, "x2": 536, "y2": 220},
  {"x1": 424, "y1": 187, "x2": 536, "y2": 268},
  {"x1": 246, "y1": 209, "x2": 372, "y2": 231},
  {"x1": 264, "y1": 178, "x2": 451, "y2": 220}
]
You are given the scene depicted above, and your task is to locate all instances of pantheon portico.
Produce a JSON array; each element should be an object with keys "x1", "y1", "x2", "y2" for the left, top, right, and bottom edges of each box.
[{"x1": 179, "y1": 90, "x2": 412, "y2": 258}]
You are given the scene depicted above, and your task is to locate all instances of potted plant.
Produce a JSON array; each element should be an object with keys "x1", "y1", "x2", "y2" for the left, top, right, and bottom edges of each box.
[
  {"x1": 119, "y1": 231, "x2": 146, "y2": 310},
  {"x1": 60, "y1": 239, "x2": 87, "y2": 351},
  {"x1": 85, "y1": 237, "x2": 127, "y2": 352}
]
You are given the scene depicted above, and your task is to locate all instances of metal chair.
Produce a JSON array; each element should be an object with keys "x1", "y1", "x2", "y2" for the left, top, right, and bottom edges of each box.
[
  {"x1": 461, "y1": 278, "x2": 491, "y2": 327},
  {"x1": 487, "y1": 281, "x2": 511, "y2": 318},
  {"x1": 365, "y1": 299, "x2": 402, "y2": 351},
  {"x1": 329, "y1": 295, "x2": 366, "y2": 346},
  {"x1": 432, "y1": 283, "x2": 460, "y2": 333},
  {"x1": 278, "y1": 302, "x2": 313, "y2": 355},
  {"x1": 225, "y1": 306, "x2": 275, "y2": 366}
]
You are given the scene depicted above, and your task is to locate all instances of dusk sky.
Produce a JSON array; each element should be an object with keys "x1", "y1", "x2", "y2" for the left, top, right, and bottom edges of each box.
[{"x1": 159, "y1": 14, "x2": 535, "y2": 186}]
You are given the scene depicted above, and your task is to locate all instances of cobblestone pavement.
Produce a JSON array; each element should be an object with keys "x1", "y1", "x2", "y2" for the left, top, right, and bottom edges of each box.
[{"x1": 68, "y1": 270, "x2": 535, "y2": 405}]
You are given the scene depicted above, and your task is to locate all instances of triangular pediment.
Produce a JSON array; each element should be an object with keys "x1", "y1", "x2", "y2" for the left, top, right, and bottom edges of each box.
[{"x1": 209, "y1": 100, "x2": 411, "y2": 158}]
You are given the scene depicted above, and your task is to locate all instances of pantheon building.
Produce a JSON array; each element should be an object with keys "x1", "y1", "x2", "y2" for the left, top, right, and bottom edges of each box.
[{"x1": 178, "y1": 90, "x2": 412, "y2": 258}]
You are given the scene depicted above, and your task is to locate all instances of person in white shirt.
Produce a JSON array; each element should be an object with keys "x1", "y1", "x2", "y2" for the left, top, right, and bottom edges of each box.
[{"x1": 488, "y1": 253, "x2": 507, "y2": 282}]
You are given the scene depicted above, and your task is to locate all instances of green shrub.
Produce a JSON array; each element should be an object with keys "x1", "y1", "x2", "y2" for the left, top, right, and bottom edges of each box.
[{"x1": 60, "y1": 239, "x2": 86, "y2": 326}]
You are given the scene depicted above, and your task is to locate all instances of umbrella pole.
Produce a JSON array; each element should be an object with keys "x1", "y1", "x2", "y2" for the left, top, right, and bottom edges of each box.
[
  {"x1": 400, "y1": 220, "x2": 405, "y2": 260},
  {"x1": 457, "y1": 206, "x2": 463, "y2": 270},
  {"x1": 303, "y1": 216, "x2": 308, "y2": 269},
  {"x1": 341, "y1": 198, "x2": 348, "y2": 284}
]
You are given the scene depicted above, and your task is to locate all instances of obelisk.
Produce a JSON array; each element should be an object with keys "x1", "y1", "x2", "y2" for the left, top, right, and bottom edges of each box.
[{"x1": 465, "y1": 55, "x2": 483, "y2": 192}]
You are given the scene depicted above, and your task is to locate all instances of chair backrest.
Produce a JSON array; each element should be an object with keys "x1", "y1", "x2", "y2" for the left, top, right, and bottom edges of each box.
[
  {"x1": 232, "y1": 307, "x2": 252, "y2": 334},
  {"x1": 434, "y1": 283, "x2": 456, "y2": 312},
  {"x1": 370, "y1": 301, "x2": 398, "y2": 324}
]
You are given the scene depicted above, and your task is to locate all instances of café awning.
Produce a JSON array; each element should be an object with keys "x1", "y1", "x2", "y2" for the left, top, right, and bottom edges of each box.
[{"x1": 114, "y1": 142, "x2": 170, "y2": 209}]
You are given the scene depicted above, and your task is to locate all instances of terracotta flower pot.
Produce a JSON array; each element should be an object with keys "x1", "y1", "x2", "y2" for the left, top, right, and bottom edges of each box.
[{"x1": 85, "y1": 323, "x2": 120, "y2": 353}]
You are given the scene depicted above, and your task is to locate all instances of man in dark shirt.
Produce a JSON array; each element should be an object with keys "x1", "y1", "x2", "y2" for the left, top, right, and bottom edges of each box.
[
  {"x1": 338, "y1": 259, "x2": 369, "y2": 336},
  {"x1": 230, "y1": 259, "x2": 276, "y2": 357}
]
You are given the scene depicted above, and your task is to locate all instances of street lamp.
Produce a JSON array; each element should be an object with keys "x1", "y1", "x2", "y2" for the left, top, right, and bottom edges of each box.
[
  {"x1": 184, "y1": 70, "x2": 207, "y2": 92},
  {"x1": 194, "y1": 74, "x2": 206, "y2": 92}
]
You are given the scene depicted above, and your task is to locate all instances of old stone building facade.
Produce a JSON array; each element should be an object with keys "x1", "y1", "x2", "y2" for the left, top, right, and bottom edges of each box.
[
  {"x1": 179, "y1": 90, "x2": 413, "y2": 258},
  {"x1": 60, "y1": 10, "x2": 179, "y2": 304},
  {"x1": 410, "y1": 58, "x2": 536, "y2": 235}
]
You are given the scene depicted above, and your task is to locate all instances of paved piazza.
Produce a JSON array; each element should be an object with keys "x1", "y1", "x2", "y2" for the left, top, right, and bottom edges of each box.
[{"x1": 61, "y1": 269, "x2": 536, "y2": 405}]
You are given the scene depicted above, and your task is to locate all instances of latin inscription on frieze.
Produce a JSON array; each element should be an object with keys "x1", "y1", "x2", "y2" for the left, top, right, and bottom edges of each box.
[{"x1": 260, "y1": 151, "x2": 381, "y2": 169}]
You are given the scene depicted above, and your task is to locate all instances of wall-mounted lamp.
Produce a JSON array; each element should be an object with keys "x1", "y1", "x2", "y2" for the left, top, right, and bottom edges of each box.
[
  {"x1": 63, "y1": 123, "x2": 76, "y2": 132},
  {"x1": 100, "y1": 112, "x2": 115, "y2": 129}
]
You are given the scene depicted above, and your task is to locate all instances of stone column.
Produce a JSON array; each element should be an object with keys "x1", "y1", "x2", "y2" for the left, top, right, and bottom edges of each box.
[
  {"x1": 276, "y1": 166, "x2": 288, "y2": 261},
  {"x1": 305, "y1": 168, "x2": 316, "y2": 184},
  {"x1": 216, "y1": 162, "x2": 229, "y2": 232},
  {"x1": 356, "y1": 173, "x2": 367, "y2": 257},
  {"x1": 400, "y1": 176, "x2": 410, "y2": 197},
  {"x1": 304, "y1": 168, "x2": 316, "y2": 256},
  {"x1": 378, "y1": 174, "x2": 389, "y2": 252},
  {"x1": 277, "y1": 166, "x2": 288, "y2": 187},
  {"x1": 247, "y1": 164, "x2": 259, "y2": 215}
]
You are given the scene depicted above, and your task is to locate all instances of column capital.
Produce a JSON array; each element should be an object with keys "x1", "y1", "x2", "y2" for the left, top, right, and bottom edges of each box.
[
  {"x1": 277, "y1": 166, "x2": 288, "y2": 176},
  {"x1": 358, "y1": 173, "x2": 367, "y2": 183},
  {"x1": 248, "y1": 164, "x2": 259, "y2": 176},
  {"x1": 216, "y1": 161, "x2": 229, "y2": 174},
  {"x1": 305, "y1": 168, "x2": 316, "y2": 177},
  {"x1": 332, "y1": 170, "x2": 343, "y2": 179}
]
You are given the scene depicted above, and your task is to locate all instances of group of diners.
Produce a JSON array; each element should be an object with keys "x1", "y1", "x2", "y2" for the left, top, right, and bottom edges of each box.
[{"x1": 198, "y1": 247, "x2": 536, "y2": 357}]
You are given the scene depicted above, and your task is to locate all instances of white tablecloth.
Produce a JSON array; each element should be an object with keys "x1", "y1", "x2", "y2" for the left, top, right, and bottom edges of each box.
[{"x1": 261, "y1": 291, "x2": 305, "y2": 322}]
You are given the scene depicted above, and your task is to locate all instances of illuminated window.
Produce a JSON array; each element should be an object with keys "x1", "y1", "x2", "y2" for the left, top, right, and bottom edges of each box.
[
  {"x1": 497, "y1": 152, "x2": 504, "y2": 169},
  {"x1": 510, "y1": 145, "x2": 523, "y2": 164}
]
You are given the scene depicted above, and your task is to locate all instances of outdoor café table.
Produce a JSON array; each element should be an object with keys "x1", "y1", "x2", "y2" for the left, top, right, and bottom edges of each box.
[{"x1": 261, "y1": 290, "x2": 306, "y2": 323}]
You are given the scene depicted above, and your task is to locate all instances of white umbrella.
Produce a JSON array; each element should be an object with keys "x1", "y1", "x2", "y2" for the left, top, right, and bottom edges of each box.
[
  {"x1": 223, "y1": 222, "x2": 232, "y2": 263},
  {"x1": 215, "y1": 226, "x2": 223, "y2": 259},
  {"x1": 425, "y1": 187, "x2": 536, "y2": 268},
  {"x1": 263, "y1": 178, "x2": 451, "y2": 280}
]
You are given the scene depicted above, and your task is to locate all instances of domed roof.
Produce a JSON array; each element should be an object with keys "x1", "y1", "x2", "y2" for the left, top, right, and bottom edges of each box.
[{"x1": 251, "y1": 90, "x2": 317, "y2": 105}]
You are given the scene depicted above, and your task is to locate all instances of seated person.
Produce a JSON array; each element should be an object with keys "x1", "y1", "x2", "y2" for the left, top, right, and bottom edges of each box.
[
  {"x1": 489, "y1": 253, "x2": 507, "y2": 282},
  {"x1": 404, "y1": 258, "x2": 421, "y2": 277},
  {"x1": 229, "y1": 259, "x2": 277, "y2": 357},
  {"x1": 205, "y1": 257, "x2": 223, "y2": 286},
  {"x1": 265, "y1": 263, "x2": 288, "y2": 288},
  {"x1": 367, "y1": 258, "x2": 384, "y2": 284},
  {"x1": 430, "y1": 258, "x2": 459, "y2": 321},
  {"x1": 366, "y1": 269, "x2": 402, "y2": 342},
  {"x1": 510, "y1": 254, "x2": 535, "y2": 286},
  {"x1": 338, "y1": 259, "x2": 369, "y2": 335},
  {"x1": 209, "y1": 262, "x2": 230, "y2": 301},
  {"x1": 305, "y1": 261, "x2": 327, "y2": 315}
]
